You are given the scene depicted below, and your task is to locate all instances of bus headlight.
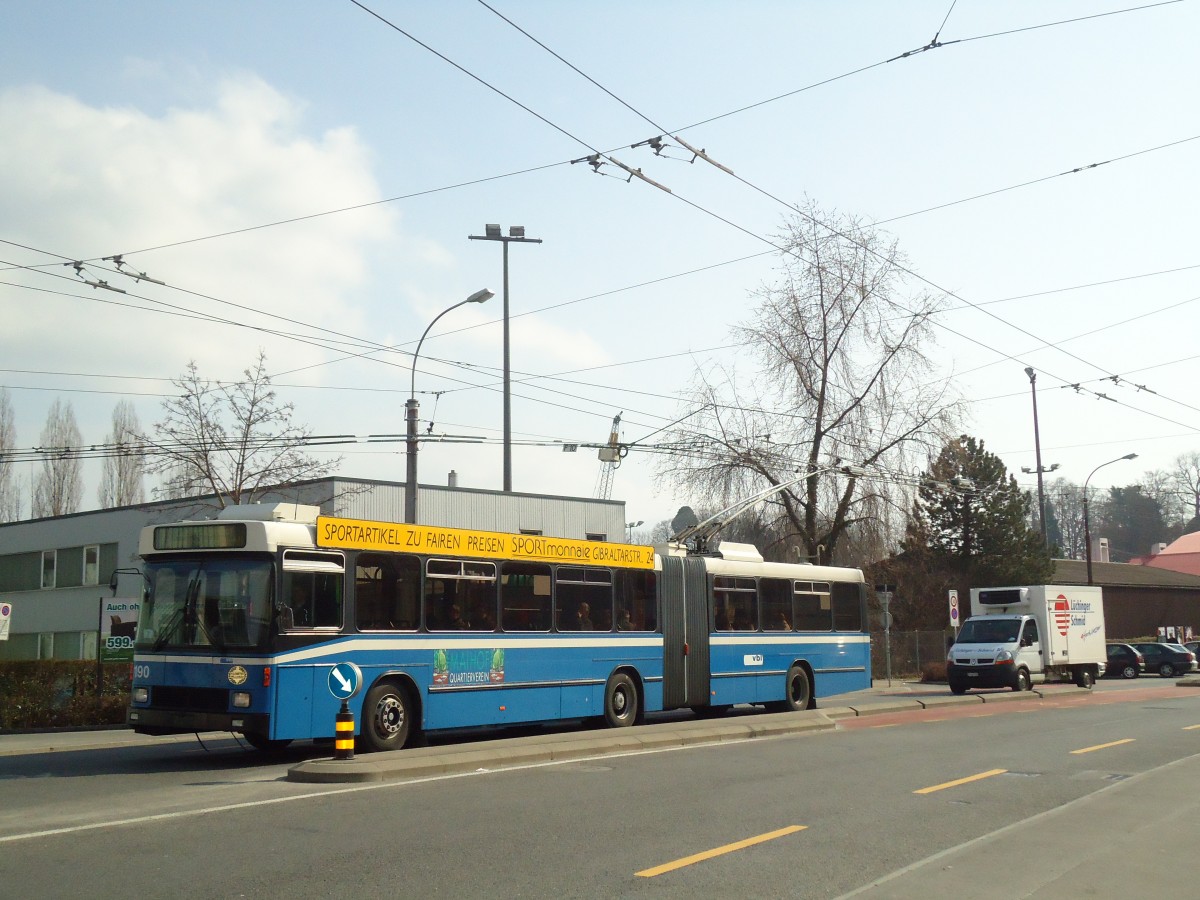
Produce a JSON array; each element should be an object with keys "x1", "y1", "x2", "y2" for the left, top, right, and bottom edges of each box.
[
  {"x1": 231, "y1": 691, "x2": 251, "y2": 709},
  {"x1": 132, "y1": 687, "x2": 149, "y2": 704}
]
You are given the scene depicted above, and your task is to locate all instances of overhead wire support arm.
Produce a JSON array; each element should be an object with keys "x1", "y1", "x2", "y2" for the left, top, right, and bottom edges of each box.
[
  {"x1": 886, "y1": 36, "x2": 961, "y2": 63},
  {"x1": 605, "y1": 155, "x2": 672, "y2": 193},
  {"x1": 670, "y1": 135, "x2": 735, "y2": 175},
  {"x1": 66, "y1": 260, "x2": 127, "y2": 294},
  {"x1": 105, "y1": 254, "x2": 167, "y2": 286}
]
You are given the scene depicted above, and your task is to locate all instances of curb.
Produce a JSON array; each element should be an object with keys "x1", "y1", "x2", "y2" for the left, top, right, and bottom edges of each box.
[{"x1": 287, "y1": 711, "x2": 841, "y2": 783}]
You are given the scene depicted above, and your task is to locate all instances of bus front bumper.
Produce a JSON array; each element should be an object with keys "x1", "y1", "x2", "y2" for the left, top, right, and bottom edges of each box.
[{"x1": 127, "y1": 707, "x2": 270, "y2": 737}]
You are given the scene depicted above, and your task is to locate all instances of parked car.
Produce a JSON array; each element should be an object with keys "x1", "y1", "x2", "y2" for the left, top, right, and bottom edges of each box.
[
  {"x1": 1105, "y1": 643, "x2": 1143, "y2": 679},
  {"x1": 1131, "y1": 642, "x2": 1198, "y2": 677},
  {"x1": 1186, "y1": 640, "x2": 1200, "y2": 657}
]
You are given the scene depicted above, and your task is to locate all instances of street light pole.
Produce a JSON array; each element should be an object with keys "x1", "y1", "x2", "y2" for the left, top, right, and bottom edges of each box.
[
  {"x1": 1024, "y1": 367, "x2": 1048, "y2": 545},
  {"x1": 1083, "y1": 452, "x2": 1137, "y2": 585},
  {"x1": 468, "y1": 225, "x2": 542, "y2": 493},
  {"x1": 406, "y1": 288, "x2": 494, "y2": 524}
]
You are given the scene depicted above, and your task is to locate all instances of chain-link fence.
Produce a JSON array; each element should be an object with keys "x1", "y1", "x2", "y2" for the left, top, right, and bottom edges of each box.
[{"x1": 869, "y1": 629, "x2": 953, "y2": 681}]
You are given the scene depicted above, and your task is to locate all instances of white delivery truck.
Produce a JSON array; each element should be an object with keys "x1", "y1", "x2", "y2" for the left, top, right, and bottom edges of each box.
[{"x1": 946, "y1": 585, "x2": 1106, "y2": 694}]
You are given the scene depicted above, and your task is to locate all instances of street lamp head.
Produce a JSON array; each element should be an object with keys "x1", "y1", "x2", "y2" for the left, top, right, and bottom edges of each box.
[
  {"x1": 485, "y1": 224, "x2": 501, "y2": 237},
  {"x1": 1024, "y1": 366, "x2": 1035, "y2": 381},
  {"x1": 1021, "y1": 467, "x2": 1033, "y2": 474},
  {"x1": 467, "y1": 288, "x2": 494, "y2": 304},
  {"x1": 1122, "y1": 453, "x2": 1138, "y2": 461}
]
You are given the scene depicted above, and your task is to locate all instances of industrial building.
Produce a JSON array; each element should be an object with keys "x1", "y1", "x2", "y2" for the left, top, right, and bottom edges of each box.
[{"x1": 0, "y1": 477, "x2": 627, "y2": 661}]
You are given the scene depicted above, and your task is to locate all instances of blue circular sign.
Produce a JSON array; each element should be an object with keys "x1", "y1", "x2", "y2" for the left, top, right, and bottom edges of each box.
[{"x1": 327, "y1": 662, "x2": 363, "y2": 700}]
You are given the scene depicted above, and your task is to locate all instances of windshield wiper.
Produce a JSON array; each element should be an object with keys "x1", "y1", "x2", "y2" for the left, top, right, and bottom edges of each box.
[{"x1": 153, "y1": 607, "x2": 185, "y2": 651}]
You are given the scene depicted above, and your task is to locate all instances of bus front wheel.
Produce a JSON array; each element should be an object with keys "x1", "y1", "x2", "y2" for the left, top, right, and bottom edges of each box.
[
  {"x1": 603, "y1": 673, "x2": 639, "y2": 728},
  {"x1": 360, "y1": 681, "x2": 412, "y2": 752}
]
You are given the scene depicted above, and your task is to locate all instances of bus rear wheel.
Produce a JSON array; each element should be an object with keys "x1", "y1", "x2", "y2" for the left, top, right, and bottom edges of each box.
[
  {"x1": 768, "y1": 664, "x2": 812, "y2": 712},
  {"x1": 360, "y1": 681, "x2": 413, "y2": 752},
  {"x1": 603, "y1": 673, "x2": 639, "y2": 728}
]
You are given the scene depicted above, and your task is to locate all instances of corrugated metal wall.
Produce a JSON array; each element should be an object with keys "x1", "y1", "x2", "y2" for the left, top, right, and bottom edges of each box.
[{"x1": 323, "y1": 479, "x2": 626, "y2": 541}]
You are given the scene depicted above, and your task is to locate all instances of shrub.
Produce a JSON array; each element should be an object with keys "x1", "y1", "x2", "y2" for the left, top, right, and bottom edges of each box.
[
  {"x1": 0, "y1": 661, "x2": 131, "y2": 730},
  {"x1": 921, "y1": 661, "x2": 947, "y2": 683}
]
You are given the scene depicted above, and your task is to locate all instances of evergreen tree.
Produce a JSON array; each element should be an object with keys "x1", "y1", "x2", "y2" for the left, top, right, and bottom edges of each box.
[{"x1": 880, "y1": 436, "x2": 1052, "y2": 629}]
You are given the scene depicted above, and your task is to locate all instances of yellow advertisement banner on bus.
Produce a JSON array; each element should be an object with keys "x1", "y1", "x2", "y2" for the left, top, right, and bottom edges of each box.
[{"x1": 316, "y1": 516, "x2": 655, "y2": 569}]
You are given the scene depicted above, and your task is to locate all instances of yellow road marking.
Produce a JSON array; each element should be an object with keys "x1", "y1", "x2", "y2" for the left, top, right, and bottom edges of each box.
[
  {"x1": 636, "y1": 826, "x2": 807, "y2": 877},
  {"x1": 1071, "y1": 739, "x2": 1135, "y2": 754},
  {"x1": 913, "y1": 768, "x2": 1007, "y2": 795},
  {"x1": 1184, "y1": 724, "x2": 1200, "y2": 731},
  {"x1": 870, "y1": 723, "x2": 900, "y2": 728}
]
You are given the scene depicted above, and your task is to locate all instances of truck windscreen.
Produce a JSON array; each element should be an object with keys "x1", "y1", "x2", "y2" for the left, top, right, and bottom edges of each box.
[{"x1": 957, "y1": 619, "x2": 1020, "y2": 643}]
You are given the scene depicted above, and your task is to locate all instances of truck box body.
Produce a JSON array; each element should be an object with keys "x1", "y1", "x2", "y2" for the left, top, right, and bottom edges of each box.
[{"x1": 947, "y1": 585, "x2": 1105, "y2": 693}]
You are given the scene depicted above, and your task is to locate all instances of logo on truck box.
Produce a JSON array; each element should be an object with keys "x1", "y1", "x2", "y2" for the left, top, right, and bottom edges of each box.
[{"x1": 1053, "y1": 595, "x2": 1071, "y2": 637}]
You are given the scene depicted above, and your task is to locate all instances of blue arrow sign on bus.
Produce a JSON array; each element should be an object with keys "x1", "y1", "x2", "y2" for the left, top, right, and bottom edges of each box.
[{"x1": 327, "y1": 662, "x2": 363, "y2": 700}]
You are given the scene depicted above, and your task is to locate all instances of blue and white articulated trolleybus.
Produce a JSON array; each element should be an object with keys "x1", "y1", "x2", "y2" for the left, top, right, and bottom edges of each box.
[{"x1": 127, "y1": 503, "x2": 871, "y2": 751}]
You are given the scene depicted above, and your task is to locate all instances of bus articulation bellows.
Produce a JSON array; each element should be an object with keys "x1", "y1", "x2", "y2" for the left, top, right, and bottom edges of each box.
[{"x1": 127, "y1": 503, "x2": 871, "y2": 751}]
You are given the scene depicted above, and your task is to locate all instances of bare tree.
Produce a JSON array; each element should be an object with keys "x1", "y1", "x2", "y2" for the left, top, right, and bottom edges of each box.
[
  {"x1": 1046, "y1": 477, "x2": 1086, "y2": 559},
  {"x1": 98, "y1": 399, "x2": 146, "y2": 508},
  {"x1": 1170, "y1": 453, "x2": 1200, "y2": 523},
  {"x1": 0, "y1": 388, "x2": 20, "y2": 521},
  {"x1": 138, "y1": 351, "x2": 339, "y2": 508},
  {"x1": 656, "y1": 200, "x2": 961, "y2": 563},
  {"x1": 32, "y1": 398, "x2": 84, "y2": 518}
]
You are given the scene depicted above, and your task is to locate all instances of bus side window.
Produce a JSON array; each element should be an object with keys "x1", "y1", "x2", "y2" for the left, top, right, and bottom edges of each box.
[
  {"x1": 356, "y1": 552, "x2": 420, "y2": 631},
  {"x1": 831, "y1": 582, "x2": 863, "y2": 632},
  {"x1": 312, "y1": 572, "x2": 342, "y2": 627},
  {"x1": 760, "y1": 578, "x2": 793, "y2": 631},
  {"x1": 793, "y1": 583, "x2": 832, "y2": 632},
  {"x1": 616, "y1": 569, "x2": 657, "y2": 632},
  {"x1": 501, "y1": 563, "x2": 551, "y2": 631}
]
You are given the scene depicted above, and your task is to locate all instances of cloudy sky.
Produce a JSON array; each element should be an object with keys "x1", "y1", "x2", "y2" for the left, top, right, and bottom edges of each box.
[{"x1": 2, "y1": 1, "x2": 1198, "y2": 533}]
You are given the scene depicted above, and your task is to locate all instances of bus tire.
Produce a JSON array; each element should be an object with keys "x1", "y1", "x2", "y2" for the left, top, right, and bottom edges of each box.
[
  {"x1": 603, "y1": 673, "x2": 639, "y2": 728},
  {"x1": 769, "y1": 664, "x2": 812, "y2": 712},
  {"x1": 360, "y1": 680, "x2": 413, "y2": 752}
]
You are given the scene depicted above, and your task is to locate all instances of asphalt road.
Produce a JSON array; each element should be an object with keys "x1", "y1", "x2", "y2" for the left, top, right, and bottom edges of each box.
[{"x1": 2, "y1": 679, "x2": 1198, "y2": 899}]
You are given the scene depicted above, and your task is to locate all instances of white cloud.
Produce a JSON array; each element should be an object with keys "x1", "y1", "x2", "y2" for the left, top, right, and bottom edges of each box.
[{"x1": 0, "y1": 78, "x2": 398, "y2": 385}]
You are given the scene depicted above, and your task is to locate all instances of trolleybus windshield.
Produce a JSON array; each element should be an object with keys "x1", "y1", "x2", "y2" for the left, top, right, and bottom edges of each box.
[{"x1": 136, "y1": 557, "x2": 274, "y2": 651}]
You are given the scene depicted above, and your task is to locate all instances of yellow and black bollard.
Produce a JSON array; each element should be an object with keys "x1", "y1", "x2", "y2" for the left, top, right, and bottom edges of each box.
[{"x1": 334, "y1": 699, "x2": 355, "y2": 760}]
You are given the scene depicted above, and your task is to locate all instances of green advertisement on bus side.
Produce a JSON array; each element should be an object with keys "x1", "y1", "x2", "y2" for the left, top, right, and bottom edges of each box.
[{"x1": 433, "y1": 648, "x2": 505, "y2": 686}]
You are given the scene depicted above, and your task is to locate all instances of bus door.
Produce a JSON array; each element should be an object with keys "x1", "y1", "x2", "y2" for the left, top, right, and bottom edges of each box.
[{"x1": 660, "y1": 555, "x2": 711, "y2": 710}]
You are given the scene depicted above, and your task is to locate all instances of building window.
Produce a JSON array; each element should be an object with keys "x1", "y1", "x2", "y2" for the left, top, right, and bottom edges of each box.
[
  {"x1": 83, "y1": 545, "x2": 100, "y2": 586},
  {"x1": 41, "y1": 551, "x2": 56, "y2": 589},
  {"x1": 585, "y1": 533, "x2": 606, "y2": 542}
]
